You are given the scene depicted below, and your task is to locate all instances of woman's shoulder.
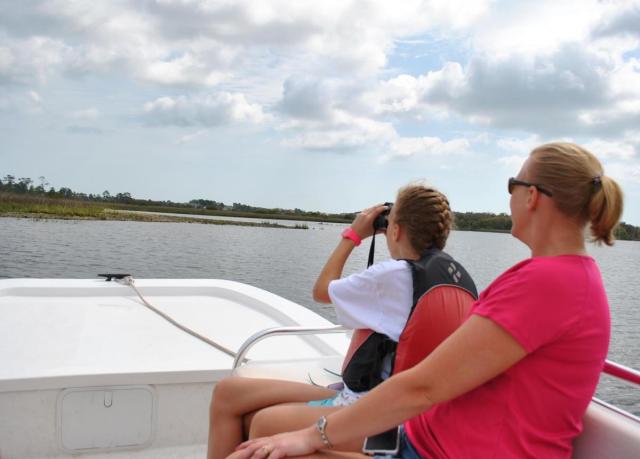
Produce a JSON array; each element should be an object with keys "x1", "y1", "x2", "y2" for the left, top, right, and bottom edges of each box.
[
  {"x1": 524, "y1": 255, "x2": 597, "y2": 279},
  {"x1": 489, "y1": 256, "x2": 598, "y2": 299}
]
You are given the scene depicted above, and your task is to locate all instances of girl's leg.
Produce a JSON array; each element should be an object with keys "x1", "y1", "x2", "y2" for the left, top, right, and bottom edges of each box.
[
  {"x1": 208, "y1": 376, "x2": 336, "y2": 459},
  {"x1": 248, "y1": 404, "x2": 364, "y2": 452}
]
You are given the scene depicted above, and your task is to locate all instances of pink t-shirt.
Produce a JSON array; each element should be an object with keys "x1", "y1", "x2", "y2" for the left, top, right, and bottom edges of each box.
[{"x1": 405, "y1": 256, "x2": 610, "y2": 459}]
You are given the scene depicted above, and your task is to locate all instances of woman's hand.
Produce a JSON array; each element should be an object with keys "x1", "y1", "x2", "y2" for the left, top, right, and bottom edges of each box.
[
  {"x1": 350, "y1": 204, "x2": 390, "y2": 241},
  {"x1": 230, "y1": 427, "x2": 319, "y2": 459}
]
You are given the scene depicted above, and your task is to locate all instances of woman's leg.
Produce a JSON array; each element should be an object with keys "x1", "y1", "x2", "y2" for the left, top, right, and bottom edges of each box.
[{"x1": 208, "y1": 376, "x2": 336, "y2": 459}]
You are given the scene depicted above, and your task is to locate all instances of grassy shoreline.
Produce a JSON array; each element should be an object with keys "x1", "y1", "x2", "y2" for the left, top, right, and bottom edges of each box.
[
  {"x1": 115, "y1": 203, "x2": 352, "y2": 223},
  {"x1": 2, "y1": 192, "x2": 638, "y2": 240},
  {"x1": 0, "y1": 205, "x2": 308, "y2": 229}
]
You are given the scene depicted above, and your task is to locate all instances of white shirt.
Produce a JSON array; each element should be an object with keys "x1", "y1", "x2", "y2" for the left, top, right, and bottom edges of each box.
[{"x1": 328, "y1": 258, "x2": 413, "y2": 341}]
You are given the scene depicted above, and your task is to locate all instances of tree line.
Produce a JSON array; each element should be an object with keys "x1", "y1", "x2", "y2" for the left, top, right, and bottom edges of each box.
[{"x1": 2, "y1": 174, "x2": 639, "y2": 240}]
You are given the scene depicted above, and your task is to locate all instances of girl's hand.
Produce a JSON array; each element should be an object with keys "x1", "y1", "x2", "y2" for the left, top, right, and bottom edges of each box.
[
  {"x1": 231, "y1": 427, "x2": 319, "y2": 459},
  {"x1": 350, "y1": 204, "x2": 390, "y2": 241}
]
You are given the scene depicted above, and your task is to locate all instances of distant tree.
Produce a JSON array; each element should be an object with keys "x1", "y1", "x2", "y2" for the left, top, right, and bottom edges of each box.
[
  {"x1": 35, "y1": 176, "x2": 49, "y2": 193},
  {"x1": 615, "y1": 222, "x2": 640, "y2": 241},
  {"x1": 3, "y1": 175, "x2": 15, "y2": 188},
  {"x1": 103, "y1": 190, "x2": 111, "y2": 200},
  {"x1": 189, "y1": 198, "x2": 225, "y2": 210},
  {"x1": 58, "y1": 187, "x2": 73, "y2": 198},
  {"x1": 115, "y1": 192, "x2": 132, "y2": 202},
  {"x1": 14, "y1": 177, "x2": 33, "y2": 193}
]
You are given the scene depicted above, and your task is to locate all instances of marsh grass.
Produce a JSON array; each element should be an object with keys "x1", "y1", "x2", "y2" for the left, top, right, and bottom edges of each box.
[
  {"x1": 0, "y1": 192, "x2": 106, "y2": 218},
  {"x1": 0, "y1": 192, "x2": 303, "y2": 229}
]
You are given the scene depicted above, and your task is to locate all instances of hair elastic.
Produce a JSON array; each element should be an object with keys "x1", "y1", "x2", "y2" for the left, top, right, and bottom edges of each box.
[{"x1": 592, "y1": 175, "x2": 603, "y2": 190}]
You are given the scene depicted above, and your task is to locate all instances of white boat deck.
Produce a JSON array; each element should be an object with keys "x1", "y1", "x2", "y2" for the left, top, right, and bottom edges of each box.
[
  {"x1": 0, "y1": 278, "x2": 348, "y2": 392},
  {"x1": 0, "y1": 278, "x2": 349, "y2": 458}
]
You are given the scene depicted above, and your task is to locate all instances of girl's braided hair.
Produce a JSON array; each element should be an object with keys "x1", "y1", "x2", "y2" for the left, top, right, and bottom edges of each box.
[{"x1": 394, "y1": 183, "x2": 453, "y2": 252}]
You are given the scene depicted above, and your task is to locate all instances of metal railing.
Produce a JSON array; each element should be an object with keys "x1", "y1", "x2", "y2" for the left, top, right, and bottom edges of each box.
[
  {"x1": 232, "y1": 325, "x2": 348, "y2": 369},
  {"x1": 603, "y1": 360, "x2": 640, "y2": 386}
]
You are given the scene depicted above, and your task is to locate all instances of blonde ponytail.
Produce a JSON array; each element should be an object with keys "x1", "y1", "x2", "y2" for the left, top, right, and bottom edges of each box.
[
  {"x1": 529, "y1": 142, "x2": 624, "y2": 245},
  {"x1": 589, "y1": 175, "x2": 624, "y2": 246}
]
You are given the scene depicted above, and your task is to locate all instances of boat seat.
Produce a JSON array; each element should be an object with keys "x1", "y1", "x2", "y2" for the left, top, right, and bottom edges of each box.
[
  {"x1": 234, "y1": 285, "x2": 475, "y2": 389},
  {"x1": 572, "y1": 400, "x2": 640, "y2": 458}
]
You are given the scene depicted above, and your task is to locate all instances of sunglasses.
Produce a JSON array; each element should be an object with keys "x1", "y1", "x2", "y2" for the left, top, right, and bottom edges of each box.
[{"x1": 508, "y1": 177, "x2": 553, "y2": 197}]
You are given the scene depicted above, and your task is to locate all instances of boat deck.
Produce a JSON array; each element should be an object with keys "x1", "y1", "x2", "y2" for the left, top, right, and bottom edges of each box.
[{"x1": 0, "y1": 278, "x2": 349, "y2": 391}]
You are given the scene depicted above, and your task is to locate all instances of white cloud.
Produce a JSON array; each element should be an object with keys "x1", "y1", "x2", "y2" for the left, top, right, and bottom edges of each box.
[
  {"x1": 496, "y1": 135, "x2": 540, "y2": 155},
  {"x1": 583, "y1": 139, "x2": 637, "y2": 161},
  {"x1": 472, "y1": 0, "x2": 604, "y2": 58},
  {"x1": 28, "y1": 90, "x2": 41, "y2": 104},
  {"x1": 0, "y1": 37, "x2": 68, "y2": 85},
  {"x1": 0, "y1": 89, "x2": 44, "y2": 114},
  {"x1": 497, "y1": 155, "x2": 527, "y2": 174},
  {"x1": 386, "y1": 43, "x2": 640, "y2": 138},
  {"x1": 0, "y1": 0, "x2": 490, "y2": 90},
  {"x1": 176, "y1": 129, "x2": 208, "y2": 144},
  {"x1": 593, "y1": 2, "x2": 640, "y2": 40},
  {"x1": 604, "y1": 162, "x2": 640, "y2": 185},
  {"x1": 282, "y1": 113, "x2": 395, "y2": 151},
  {"x1": 142, "y1": 92, "x2": 266, "y2": 127},
  {"x1": 385, "y1": 137, "x2": 470, "y2": 160},
  {"x1": 70, "y1": 108, "x2": 99, "y2": 120}
]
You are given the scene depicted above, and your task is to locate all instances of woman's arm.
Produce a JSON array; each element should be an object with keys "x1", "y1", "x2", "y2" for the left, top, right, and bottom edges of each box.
[
  {"x1": 234, "y1": 314, "x2": 526, "y2": 457},
  {"x1": 312, "y1": 204, "x2": 389, "y2": 303}
]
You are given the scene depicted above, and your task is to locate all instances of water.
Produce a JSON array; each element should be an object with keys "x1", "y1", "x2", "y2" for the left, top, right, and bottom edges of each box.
[{"x1": 1, "y1": 217, "x2": 638, "y2": 415}]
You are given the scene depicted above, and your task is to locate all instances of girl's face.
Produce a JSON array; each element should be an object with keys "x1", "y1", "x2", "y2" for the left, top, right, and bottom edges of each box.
[{"x1": 385, "y1": 206, "x2": 401, "y2": 258}]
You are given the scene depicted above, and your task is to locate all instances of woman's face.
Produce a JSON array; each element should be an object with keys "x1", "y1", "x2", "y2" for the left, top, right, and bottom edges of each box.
[{"x1": 510, "y1": 158, "x2": 532, "y2": 243}]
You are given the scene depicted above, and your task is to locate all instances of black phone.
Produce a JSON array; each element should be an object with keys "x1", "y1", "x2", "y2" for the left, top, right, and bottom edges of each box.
[{"x1": 362, "y1": 426, "x2": 400, "y2": 455}]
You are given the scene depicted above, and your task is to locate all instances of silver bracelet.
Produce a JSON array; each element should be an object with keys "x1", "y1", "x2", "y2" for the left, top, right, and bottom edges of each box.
[{"x1": 316, "y1": 416, "x2": 333, "y2": 448}]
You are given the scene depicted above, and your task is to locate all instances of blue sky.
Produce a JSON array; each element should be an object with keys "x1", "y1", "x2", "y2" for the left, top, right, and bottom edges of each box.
[{"x1": 1, "y1": 0, "x2": 639, "y2": 224}]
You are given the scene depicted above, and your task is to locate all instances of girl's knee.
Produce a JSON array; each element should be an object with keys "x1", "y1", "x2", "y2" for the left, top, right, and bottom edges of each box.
[
  {"x1": 212, "y1": 376, "x2": 246, "y2": 413},
  {"x1": 248, "y1": 405, "x2": 281, "y2": 438},
  {"x1": 249, "y1": 404, "x2": 315, "y2": 438}
]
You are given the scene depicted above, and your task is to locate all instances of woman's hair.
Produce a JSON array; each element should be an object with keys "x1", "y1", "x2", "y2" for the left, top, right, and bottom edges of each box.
[
  {"x1": 393, "y1": 183, "x2": 453, "y2": 252},
  {"x1": 528, "y1": 142, "x2": 623, "y2": 246}
]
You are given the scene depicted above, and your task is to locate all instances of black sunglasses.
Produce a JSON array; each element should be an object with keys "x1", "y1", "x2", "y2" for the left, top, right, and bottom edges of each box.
[{"x1": 508, "y1": 177, "x2": 553, "y2": 197}]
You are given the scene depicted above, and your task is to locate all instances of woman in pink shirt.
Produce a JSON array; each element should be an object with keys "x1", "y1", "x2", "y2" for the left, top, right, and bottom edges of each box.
[{"x1": 229, "y1": 142, "x2": 624, "y2": 459}]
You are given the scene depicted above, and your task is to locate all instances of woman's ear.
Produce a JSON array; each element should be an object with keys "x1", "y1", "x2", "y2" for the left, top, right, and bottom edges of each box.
[{"x1": 526, "y1": 187, "x2": 540, "y2": 211}]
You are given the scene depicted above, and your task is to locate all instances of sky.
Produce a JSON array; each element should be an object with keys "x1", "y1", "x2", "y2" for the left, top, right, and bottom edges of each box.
[{"x1": 1, "y1": 0, "x2": 639, "y2": 225}]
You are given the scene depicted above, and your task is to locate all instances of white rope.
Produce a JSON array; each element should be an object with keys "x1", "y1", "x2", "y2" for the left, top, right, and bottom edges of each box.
[{"x1": 117, "y1": 276, "x2": 238, "y2": 359}]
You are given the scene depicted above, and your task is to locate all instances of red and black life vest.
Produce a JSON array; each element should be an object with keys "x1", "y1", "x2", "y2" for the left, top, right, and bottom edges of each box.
[{"x1": 341, "y1": 248, "x2": 478, "y2": 392}]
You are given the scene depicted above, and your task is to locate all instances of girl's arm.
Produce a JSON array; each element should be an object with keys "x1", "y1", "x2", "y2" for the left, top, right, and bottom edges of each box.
[{"x1": 312, "y1": 204, "x2": 389, "y2": 303}]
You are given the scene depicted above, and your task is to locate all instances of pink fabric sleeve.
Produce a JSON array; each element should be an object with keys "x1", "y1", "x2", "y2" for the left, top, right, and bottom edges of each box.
[{"x1": 473, "y1": 259, "x2": 584, "y2": 353}]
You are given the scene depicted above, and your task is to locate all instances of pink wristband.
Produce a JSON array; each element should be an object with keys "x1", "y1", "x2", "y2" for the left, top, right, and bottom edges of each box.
[{"x1": 341, "y1": 227, "x2": 362, "y2": 246}]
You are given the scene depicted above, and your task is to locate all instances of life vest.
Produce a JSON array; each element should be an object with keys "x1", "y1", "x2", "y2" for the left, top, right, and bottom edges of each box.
[{"x1": 341, "y1": 248, "x2": 478, "y2": 392}]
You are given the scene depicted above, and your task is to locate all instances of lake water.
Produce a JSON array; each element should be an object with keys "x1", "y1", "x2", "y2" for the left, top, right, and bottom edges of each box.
[{"x1": 1, "y1": 216, "x2": 638, "y2": 415}]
